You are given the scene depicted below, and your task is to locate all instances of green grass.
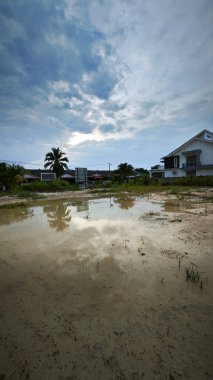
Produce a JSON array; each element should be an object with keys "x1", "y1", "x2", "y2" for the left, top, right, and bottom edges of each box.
[
  {"x1": 1, "y1": 175, "x2": 212, "y2": 200},
  {"x1": 91, "y1": 182, "x2": 195, "y2": 196},
  {"x1": 0, "y1": 202, "x2": 27, "y2": 209},
  {"x1": 0, "y1": 180, "x2": 79, "y2": 196},
  {"x1": 21, "y1": 180, "x2": 79, "y2": 192}
]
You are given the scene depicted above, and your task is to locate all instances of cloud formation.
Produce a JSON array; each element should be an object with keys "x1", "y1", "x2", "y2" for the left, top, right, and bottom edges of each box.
[{"x1": 0, "y1": 0, "x2": 213, "y2": 168}]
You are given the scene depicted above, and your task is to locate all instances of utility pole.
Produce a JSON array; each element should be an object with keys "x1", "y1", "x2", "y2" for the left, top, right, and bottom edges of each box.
[{"x1": 108, "y1": 162, "x2": 112, "y2": 181}]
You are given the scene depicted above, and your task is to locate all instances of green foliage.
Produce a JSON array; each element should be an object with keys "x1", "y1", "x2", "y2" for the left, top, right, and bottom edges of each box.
[
  {"x1": 0, "y1": 162, "x2": 7, "y2": 172},
  {"x1": 44, "y1": 147, "x2": 69, "y2": 178},
  {"x1": 21, "y1": 181, "x2": 48, "y2": 192},
  {"x1": 21, "y1": 180, "x2": 79, "y2": 192},
  {"x1": 161, "y1": 176, "x2": 213, "y2": 187},
  {"x1": 114, "y1": 162, "x2": 134, "y2": 181},
  {"x1": 175, "y1": 176, "x2": 213, "y2": 187},
  {"x1": 91, "y1": 181, "x2": 197, "y2": 196},
  {"x1": 0, "y1": 162, "x2": 24, "y2": 189},
  {"x1": 14, "y1": 174, "x2": 23, "y2": 185},
  {"x1": 130, "y1": 175, "x2": 150, "y2": 185},
  {"x1": 116, "y1": 162, "x2": 134, "y2": 180},
  {"x1": 135, "y1": 167, "x2": 149, "y2": 175},
  {"x1": 141, "y1": 174, "x2": 150, "y2": 185}
]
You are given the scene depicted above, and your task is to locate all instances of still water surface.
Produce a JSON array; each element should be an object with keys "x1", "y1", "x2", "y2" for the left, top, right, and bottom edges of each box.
[
  {"x1": 0, "y1": 195, "x2": 194, "y2": 279},
  {"x1": 0, "y1": 195, "x2": 193, "y2": 229}
]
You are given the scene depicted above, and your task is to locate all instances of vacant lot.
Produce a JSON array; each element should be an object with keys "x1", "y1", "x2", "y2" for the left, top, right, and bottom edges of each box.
[{"x1": 0, "y1": 191, "x2": 212, "y2": 379}]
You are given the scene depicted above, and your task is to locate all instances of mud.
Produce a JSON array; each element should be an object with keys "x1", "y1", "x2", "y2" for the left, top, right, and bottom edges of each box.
[{"x1": 0, "y1": 194, "x2": 212, "y2": 379}]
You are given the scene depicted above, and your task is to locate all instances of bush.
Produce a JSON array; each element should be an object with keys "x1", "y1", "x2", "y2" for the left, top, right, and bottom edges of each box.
[
  {"x1": 142, "y1": 174, "x2": 150, "y2": 185},
  {"x1": 160, "y1": 176, "x2": 213, "y2": 187},
  {"x1": 175, "y1": 176, "x2": 213, "y2": 187},
  {"x1": 132, "y1": 174, "x2": 151, "y2": 186},
  {"x1": 0, "y1": 163, "x2": 25, "y2": 189},
  {"x1": 21, "y1": 180, "x2": 79, "y2": 192},
  {"x1": 21, "y1": 181, "x2": 48, "y2": 192}
]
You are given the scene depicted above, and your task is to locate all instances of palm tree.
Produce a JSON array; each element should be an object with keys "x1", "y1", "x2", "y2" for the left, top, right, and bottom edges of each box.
[
  {"x1": 117, "y1": 162, "x2": 134, "y2": 181},
  {"x1": 44, "y1": 147, "x2": 69, "y2": 178}
]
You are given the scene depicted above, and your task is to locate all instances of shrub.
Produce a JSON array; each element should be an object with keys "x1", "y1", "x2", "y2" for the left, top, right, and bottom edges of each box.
[
  {"x1": 142, "y1": 174, "x2": 150, "y2": 185},
  {"x1": 21, "y1": 181, "x2": 48, "y2": 192},
  {"x1": 14, "y1": 174, "x2": 23, "y2": 185},
  {"x1": 162, "y1": 176, "x2": 213, "y2": 187},
  {"x1": 21, "y1": 180, "x2": 79, "y2": 192}
]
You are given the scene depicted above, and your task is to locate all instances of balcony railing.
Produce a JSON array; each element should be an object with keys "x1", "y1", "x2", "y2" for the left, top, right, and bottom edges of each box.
[
  {"x1": 182, "y1": 163, "x2": 196, "y2": 168},
  {"x1": 182, "y1": 163, "x2": 198, "y2": 171}
]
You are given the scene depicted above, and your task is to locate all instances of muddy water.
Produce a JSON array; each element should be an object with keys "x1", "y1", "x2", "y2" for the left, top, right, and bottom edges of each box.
[{"x1": 0, "y1": 196, "x2": 212, "y2": 379}]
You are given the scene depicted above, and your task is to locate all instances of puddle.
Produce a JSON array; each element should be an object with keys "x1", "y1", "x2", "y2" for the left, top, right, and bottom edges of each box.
[
  {"x1": 0, "y1": 195, "x2": 196, "y2": 228},
  {"x1": 0, "y1": 196, "x2": 201, "y2": 278},
  {"x1": 0, "y1": 195, "x2": 212, "y2": 379},
  {"x1": 0, "y1": 195, "x2": 162, "y2": 226},
  {"x1": 164, "y1": 199, "x2": 194, "y2": 212}
]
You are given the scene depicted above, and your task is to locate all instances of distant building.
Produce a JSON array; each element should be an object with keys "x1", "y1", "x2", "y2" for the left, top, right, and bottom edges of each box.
[
  {"x1": 40, "y1": 172, "x2": 56, "y2": 181},
  {"x1": 150, "y1": 129, "x2": 213, "y2": 178},
  {"x1": 149, "y1": 165, "x2": 165, "y2": 179},
  {"x1": 60, "y1": 174, "x2": 75, "y2": 183}
]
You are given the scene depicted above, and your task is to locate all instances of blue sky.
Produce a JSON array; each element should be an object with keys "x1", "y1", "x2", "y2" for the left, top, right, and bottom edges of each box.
[{"x1": 0, "y1": 0, "x2": 213, "y2": 170}]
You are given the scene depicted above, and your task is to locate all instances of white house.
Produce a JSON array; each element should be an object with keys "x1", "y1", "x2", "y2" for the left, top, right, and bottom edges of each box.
[{"x1": 150, "y1": 130, "x2": 213, "y2": 178}]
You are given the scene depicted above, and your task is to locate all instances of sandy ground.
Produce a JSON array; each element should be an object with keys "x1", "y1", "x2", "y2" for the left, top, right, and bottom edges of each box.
[
  {"x1": 0, "y1": 190, "x2": 213, "y2": 380},
  {"x1": 0, "y1": 190, "x2": 94, "y2": 207}
]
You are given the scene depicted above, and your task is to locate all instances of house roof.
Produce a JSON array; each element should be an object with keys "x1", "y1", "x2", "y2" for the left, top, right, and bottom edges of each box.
[
  {"x1": 60, "y1": 174, "x2": 75, "y2": 179},
  {"x1": 161, "y1": 129, "x2": 213, "y2": 159},
  {"x1": 23, "y1": 174, "x2": 38, "y2": 179},
  {"x1": 91, "y1": 173, "x2": 103, "y2": 177}
]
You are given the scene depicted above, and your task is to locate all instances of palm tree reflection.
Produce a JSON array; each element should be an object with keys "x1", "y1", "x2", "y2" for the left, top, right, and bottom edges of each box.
[
  {"x1": 43, "y1": 203, "x2": 71, "y2": 231},
  {"x1": 114, "y1": 196, "x2": 135, "y2": 210}
]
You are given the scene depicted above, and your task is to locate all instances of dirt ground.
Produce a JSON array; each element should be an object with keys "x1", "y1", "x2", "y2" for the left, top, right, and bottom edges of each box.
[{"x1": 0, "y1": 190, "x2": 212, "y2": 380}]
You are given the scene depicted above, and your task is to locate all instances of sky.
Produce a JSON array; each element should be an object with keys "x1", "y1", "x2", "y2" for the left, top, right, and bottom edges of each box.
[{"x1": 0, "y1": 0, "x2": 213, "y2": 171}]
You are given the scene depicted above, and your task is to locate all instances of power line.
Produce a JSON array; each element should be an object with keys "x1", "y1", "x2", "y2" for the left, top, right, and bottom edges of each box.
[
  {"x1": 0, "y1": 159, "x2": 43, "y2": 166},
  {"x1": 0, "y1": 159, "x2": 115, "y2": 168},
  {"x1": 69, "y1": 163, "x2": 114, "y2": 167}
]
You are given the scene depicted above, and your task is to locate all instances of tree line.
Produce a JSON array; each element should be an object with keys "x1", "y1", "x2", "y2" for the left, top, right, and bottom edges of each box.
[{"x1": 0, "y1": 147, "x2": 149, "y2": 189}]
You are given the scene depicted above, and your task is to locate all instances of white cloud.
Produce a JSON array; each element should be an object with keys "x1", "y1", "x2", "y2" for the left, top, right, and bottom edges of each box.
[
  {"x1": 2, "y1": 0, "x2": 212, "y2": 168},
  {"x1": 48, "y1": 80, "x2": 71, "y2": 93},
  {"x1": 67, "y1": 127, "x2": 133, "y2": 146},
  {"x1": 46, "y1": 33, "x2": 69, "y2": 49}
]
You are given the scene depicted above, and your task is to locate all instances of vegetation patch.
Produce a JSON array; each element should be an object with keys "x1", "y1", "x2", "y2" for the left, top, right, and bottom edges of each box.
[
  {"x1": 21, "y1": 180, "x2": 78, "y2": 192},
  {"x1": 0, "y1": 202, "x2": 27, "y2": 209},
  {"x1": 185, "y1": 264, "x2": 200, "y2": 282}
]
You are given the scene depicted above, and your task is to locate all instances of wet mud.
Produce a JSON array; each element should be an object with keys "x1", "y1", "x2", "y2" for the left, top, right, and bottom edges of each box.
[{"x1": 0, "y1": 195, "x2": 212, "y2": 379}]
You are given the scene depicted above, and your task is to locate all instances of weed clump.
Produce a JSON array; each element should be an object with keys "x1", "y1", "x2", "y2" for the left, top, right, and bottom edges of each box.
[{"x1": 185, "y1": 265, "x2": 200, "y2": 282}]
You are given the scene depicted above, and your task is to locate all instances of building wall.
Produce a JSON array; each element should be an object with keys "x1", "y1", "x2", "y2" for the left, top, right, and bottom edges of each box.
[
  {"x1": 196, "y1": 168, "x2": 213, "y2": 176},
  {"x1": 177, "y1": 140, "x2": 213, "y2": 167},
  {"x1": 150, "y1": 171, "x2": 164, "y2": 178},
  {"x1": 164, "y1": 168, "x2": 185, "y2": 178},
  {"x1": 164, "y1": 140, "x2": 213, "y2": 177}
]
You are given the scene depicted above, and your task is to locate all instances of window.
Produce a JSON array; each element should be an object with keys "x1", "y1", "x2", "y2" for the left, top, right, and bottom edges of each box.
[
  {"x1": 164, "y1": 156, "x2": 179, "y2": 169},
  {"x1": 174, "y1": 157, "x2": 178, "y2": 168},
  {"x1": 186, "y1": 156, "x2": 196, "y2": 167}
]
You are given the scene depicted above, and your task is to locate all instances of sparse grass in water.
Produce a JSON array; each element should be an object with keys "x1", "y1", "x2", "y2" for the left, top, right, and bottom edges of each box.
[
  {"x1": 0, "y1": 202, "x2": 27, "y2": 209},
  {"x1": 185, "y1": 265, "x2": 200, "y2": 282}
]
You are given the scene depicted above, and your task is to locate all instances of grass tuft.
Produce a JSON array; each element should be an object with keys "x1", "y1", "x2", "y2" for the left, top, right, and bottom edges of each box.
[{"x1": 185, "y1": 265, "x2": 200, "y2": 282}]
